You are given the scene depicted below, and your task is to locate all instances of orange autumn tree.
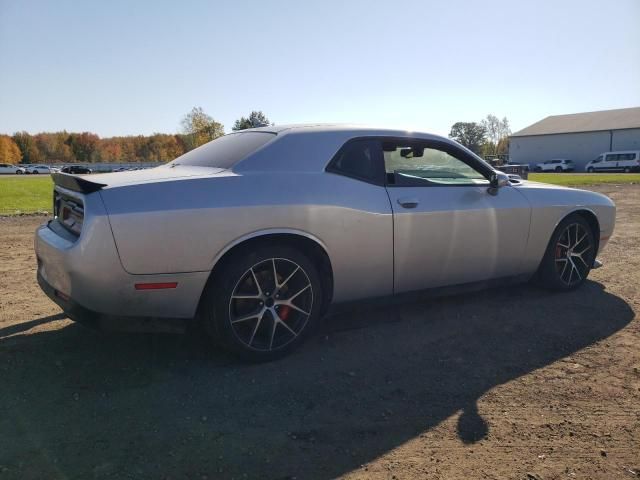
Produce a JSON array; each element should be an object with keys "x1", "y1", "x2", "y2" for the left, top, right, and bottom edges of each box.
[{"x1": 0, "y1": 135, "x2": 22, "y2": 164}]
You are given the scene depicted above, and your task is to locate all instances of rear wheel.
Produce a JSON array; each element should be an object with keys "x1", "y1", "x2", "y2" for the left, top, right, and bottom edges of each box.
[
  {"x1": 624, "y1": 167, "x2": 631, "y2": 173},
  {"x1": 537, "y1": 214, "x2": 596, "y2": 290},
  {"x1": 201, "y1": 245, "x2": 323, "y2": 361},
  {"x1": 16, "y1": 170, "x2": 23, "y2": 175},
  {"x1": 555, "y1": 166, "x2": 562, "y2": 172}
]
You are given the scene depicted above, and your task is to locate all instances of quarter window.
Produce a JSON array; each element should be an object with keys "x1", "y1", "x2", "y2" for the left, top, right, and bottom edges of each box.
[
  {"x1": 383, "y1": 142, "x2": 487, "y2": 186},
  {"x1": 328, "y1": 139, "x2": 379, "y2": 182}
]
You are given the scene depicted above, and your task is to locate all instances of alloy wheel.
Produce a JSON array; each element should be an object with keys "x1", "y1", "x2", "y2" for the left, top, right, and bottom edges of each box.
[
  {"x1": 228, "y1": 258, "x2": 313, "y2": 351},
  {"x1": 554, "y1": 223, "x2": 593, "y2": 286}
]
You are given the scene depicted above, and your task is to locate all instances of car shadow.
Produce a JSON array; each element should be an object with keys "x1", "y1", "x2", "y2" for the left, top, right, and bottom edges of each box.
[
  {"x1": 0, "y1": 280, "x2": 633, "y2": 479},
  {"x1": 0, "y1": 313, "x2": 66, "y2": 338}
]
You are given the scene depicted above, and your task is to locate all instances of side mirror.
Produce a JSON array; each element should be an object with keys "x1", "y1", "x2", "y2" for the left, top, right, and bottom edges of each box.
[{"x1": 488, "y1": 172, "x2": 510, "y2": 195}]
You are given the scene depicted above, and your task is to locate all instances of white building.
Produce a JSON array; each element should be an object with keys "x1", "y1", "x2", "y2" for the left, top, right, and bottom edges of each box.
[{"x1": 509, "y1": 107, "x2": 640, "y2": 169}]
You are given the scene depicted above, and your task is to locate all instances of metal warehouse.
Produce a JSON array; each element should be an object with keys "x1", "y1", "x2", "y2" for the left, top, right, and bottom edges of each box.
[{"x1": 509, "y1": 107, "x2": 640, "y2": 170}]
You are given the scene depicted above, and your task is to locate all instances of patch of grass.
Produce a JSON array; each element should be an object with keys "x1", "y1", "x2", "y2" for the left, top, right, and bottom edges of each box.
[
  {"x1": 0, "y1": 176, "x2": 53, "y2": 215},
  {"x1": 528, "y1": 173, "x2": 640, "y2": 186}
]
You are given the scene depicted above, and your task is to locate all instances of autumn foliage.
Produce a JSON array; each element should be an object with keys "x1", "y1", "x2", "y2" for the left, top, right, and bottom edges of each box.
[
  {"x1": 0, "y1": 135, "x2": 23, "y2": 164},
  {"x1": 2, "y1": 107, "x2": 271, "y2": 165},
  {"x1": 2, "y1": 131, "x2": 192, "y2": 165}
]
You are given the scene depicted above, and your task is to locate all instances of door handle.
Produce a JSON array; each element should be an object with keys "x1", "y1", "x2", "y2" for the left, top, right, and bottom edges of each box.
[{"x1": 397, "y1": 197, "x2": 419, "y2": 208}]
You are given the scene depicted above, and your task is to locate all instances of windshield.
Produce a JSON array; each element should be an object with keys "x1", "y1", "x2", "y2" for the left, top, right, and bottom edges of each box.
[{"x1": 168, "y1": 131, "x2": 275, "y2": 169}]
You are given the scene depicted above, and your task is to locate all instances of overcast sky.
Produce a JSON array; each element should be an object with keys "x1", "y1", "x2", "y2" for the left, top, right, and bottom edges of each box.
[{"x1": 1, "y1": 0, "x2": 639, "y2": 137}]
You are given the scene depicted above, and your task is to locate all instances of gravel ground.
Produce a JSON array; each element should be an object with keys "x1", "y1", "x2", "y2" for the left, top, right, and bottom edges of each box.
[{"x1": 0, "y1": 185, "x2": 638, "y2": 480}]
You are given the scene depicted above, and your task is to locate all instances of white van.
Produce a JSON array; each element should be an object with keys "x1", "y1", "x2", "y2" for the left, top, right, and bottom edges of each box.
[{"x1": 585, "y1": 151, "x2": 640, "y2": 173}]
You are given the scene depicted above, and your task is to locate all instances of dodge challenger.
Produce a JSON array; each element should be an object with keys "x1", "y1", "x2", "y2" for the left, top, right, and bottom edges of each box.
[{"x1": 35, "y1": 125, "x2": 615, "y2": 360}]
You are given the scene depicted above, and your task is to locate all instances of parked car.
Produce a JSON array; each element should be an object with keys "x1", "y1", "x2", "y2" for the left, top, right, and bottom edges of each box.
[
  {"x1": 534, "y1": 159, "x2": 575, "y2": 172},
  {"x1": 35, "y1": 125, "x2": 615, "y2": 361},
  {"x1": 0, "y1": 163, "x2": 26, "y2": 174},
  {"x1": 496, "y1": 163, "x2": 529, "y2": 180},
  {"x1": 26, "y1": 165, "x2": 51, "y2": 174},
  {"x1": 585, "y1": 151, "x2": 640, "y2": 173},
  {"x1": 61, "y1": 165, "x2": 92, "y2": 174}
]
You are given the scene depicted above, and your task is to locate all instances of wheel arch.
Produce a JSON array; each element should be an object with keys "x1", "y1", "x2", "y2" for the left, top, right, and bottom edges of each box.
[
  {"x1": 203, "y1": 229, "x2": 334, "y2": 315},
  {"x1": 550, "y1": 208, "x2": 601, "y2": 261},
  {"x1": 533, "y1": 207, "x2": 601, "y2": 285}
]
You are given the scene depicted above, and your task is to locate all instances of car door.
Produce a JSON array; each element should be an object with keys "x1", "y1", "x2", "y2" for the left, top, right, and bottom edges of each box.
[
  {"x1": 591, "y1": 155, "x2": 604, "y2": 171},
  {"x1": 382, "y1": 138, "x2": 531, "y2": 293},
  {"x1": 604, "y1": 154, "x2": 618, "y2": 171}
]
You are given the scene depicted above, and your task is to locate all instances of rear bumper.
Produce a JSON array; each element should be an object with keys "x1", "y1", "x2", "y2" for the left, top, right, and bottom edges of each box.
[
  {"x1": 35, "y1": 218, "x2": 210, "y2": 321},
  {"x1": 37, "y1": 270, "x2": 194, "y2": 332},
  {"x1": 37, "y1": 269, "x2": 100, "y2": 327}
]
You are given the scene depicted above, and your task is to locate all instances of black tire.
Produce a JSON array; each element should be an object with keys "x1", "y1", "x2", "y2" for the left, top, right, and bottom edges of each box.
[
  {"x1": 624, "y1": 167, "x2": 631, "y2": 173},
  {"x1": 32, "y1": 170, "x2": 39, "y2": 174},
  {"x1": 201, "y1": 244, "x2": 324, "y2": 361},
  {"x1": 555, "y1": 166, "x2": 562, "y2": 172},
  {"x1": 536, "y1": 214, "x2": 596, "y2": 291},
  {"x1": 587, "y1": 167, "x2": 594, "y2": 173},
  {"x1": 16, "y1": 170, "x2": 23, "y2": 175},
  {"x1": 534, "y1": 167, "x2": 542, "y2": 172}
]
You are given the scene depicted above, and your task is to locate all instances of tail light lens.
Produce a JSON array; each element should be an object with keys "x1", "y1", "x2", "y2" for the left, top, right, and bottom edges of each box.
[{"x1": 53, "y1": 190, "x2": 84, "y2": 237}]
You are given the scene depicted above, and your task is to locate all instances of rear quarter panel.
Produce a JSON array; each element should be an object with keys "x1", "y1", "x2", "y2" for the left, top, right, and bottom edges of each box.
[{"x1": 100, "y1": 172, "x2": 394, "y2": 303}]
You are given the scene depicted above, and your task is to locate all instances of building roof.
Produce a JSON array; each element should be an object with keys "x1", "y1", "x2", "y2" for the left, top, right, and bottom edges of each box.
[{"x1": 512, "y1": 107, "x2": 640, "y2": 137}]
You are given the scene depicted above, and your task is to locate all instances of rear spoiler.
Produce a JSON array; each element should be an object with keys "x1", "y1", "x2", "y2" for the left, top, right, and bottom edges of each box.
[{"x1": 52, "y1": 173, "x2": 106, "y2": 194}]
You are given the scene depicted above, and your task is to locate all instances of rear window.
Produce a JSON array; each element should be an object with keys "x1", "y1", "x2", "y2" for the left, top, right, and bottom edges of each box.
[{"x1": 169, "y1": 132, "x2": 275, "y2": 169}]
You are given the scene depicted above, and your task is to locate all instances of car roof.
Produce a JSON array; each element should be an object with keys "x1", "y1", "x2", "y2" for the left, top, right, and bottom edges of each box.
[
  {"x1": 234, "y1": 124, "x2": 480, "y2": 173},
  {"x1": 247, "y1": 123, "x2": 447, "y2": 137}
]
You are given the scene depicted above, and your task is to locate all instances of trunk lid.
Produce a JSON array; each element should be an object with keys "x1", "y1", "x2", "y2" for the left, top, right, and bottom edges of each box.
[{"x1": 52, "y1": 165, "x2": 226, "y2": 193}]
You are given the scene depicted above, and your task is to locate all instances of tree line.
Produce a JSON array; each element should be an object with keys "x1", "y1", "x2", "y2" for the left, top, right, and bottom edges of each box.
[
  {"x1": 0, "y1": 108, "x2": 272, "y2": 165},
  {"x1": 1, "y1": 108, "x2": 511, "y2": 165},
  {"x1": 448, "y1": 114, "x2": 511, "y2": 157}
]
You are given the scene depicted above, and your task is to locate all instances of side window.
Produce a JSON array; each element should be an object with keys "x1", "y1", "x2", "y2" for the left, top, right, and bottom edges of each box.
[
  {"x1": 328, "y1": 139, "x2": 380, "y2": 183},
  {"x1": 605, "y1": 154, "x2": 618, "y2": 162},
  {"x1": 383, "y1": 141, "x2": 488, "y2": 186}
]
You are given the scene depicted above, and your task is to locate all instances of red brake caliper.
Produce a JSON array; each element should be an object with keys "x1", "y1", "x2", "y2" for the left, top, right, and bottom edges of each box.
[{"x1": 278, "y1": 305, "x2": 292, "y2": 321}]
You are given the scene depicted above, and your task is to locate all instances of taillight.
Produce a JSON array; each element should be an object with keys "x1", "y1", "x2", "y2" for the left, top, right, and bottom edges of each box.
[{"x1": 53, "y1": 189, "x2": 84, "y2": 237}]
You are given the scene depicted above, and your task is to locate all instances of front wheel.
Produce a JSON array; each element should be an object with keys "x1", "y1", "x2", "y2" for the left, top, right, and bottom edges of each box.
[
  {"x1": 536, "y1": 214, "x2": 596, "y2": 290},
  {"x1": 201, "y1": 245, "x2": 323, "y2": 361},
  {"x1": 624, "y1": 167, "x2": 631, "y2": 173},
  {"x1": 16, "y1": 170, "x2": 23, "y2": 175},
  {"x1": 587, "y1": 167, "x2": 594, "y2": 173},
  {"x1": 555, "y1": 166, "x2": 563, "y2": 172}
]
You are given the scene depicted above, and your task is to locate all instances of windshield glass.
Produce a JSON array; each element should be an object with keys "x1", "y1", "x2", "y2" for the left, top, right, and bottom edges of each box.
[{"x1": 168, "y1": 131, "x2": 275, "y2": 169}]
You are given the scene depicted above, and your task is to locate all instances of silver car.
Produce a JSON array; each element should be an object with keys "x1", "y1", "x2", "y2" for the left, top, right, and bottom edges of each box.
[{"x1": 35, "y1": 125, "x2": 615, "y2": 360}]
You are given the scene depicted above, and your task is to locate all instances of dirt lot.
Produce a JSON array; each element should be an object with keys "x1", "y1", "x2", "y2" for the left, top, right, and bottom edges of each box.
[{"x1": 1, "y1": 185, "x2": 639, "y2": 480}]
